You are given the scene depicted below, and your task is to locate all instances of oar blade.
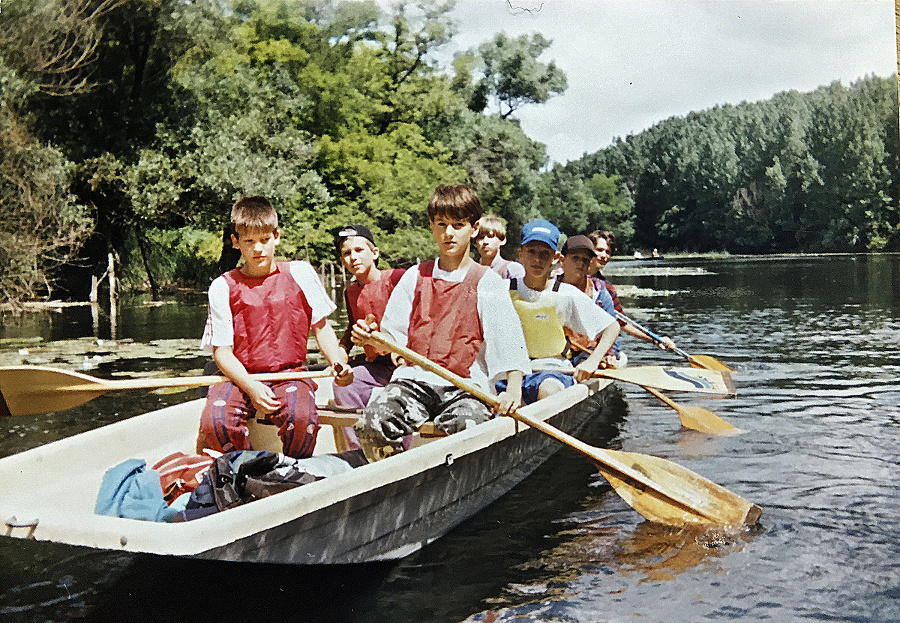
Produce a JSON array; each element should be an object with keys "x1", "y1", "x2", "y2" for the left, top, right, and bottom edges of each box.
[
  {"x1": 598, "y1": 366, "x2": 735, "y2": 395},
  {"x1": 678, "y1": 405, "x2": 742, "y2": 436},
  {"x1": 595, "y1": 449, "x2": 761, "y2": 528},
  {"x1": 688, "y1": 354, "x2": 735, "y2": 372},
  {"x1": 0, "y1": 367, "x2": 109, "y2": 416}
]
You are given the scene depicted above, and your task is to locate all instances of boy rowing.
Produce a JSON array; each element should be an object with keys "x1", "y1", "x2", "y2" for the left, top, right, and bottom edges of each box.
[
  {"x1": 501, "y1": 219, "x2": 620, "y2": 403},
  {"x1": 556, "y1": 233, "x2": 627, "y2": 367},
  {"x1": 474, "y1": 214, "x2": 525, "y2": 279},
  {"x1": 331, "y1": 224, "x2": 405, "y2": 409},
  {"x1": 198, "y1": 196, "x2": 352, "y2": 458},
  {"x1": 351, "y1": 184, "x2": 529, "y2": 458}
]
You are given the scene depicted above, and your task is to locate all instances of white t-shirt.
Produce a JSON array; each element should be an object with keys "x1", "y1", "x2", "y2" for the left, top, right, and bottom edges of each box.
[
  {"x1": 491, "y1": 255, "x2": 526, "y2": 280},
  {"x1": 200, "y1": 261, "x2": 336, "y2": 352},
  {"x1": 380, "y1": 260, "x2": 531, "y2": 391},
  {"x1": 512, "y1": 278, "x2": 616, "y2": 371}
]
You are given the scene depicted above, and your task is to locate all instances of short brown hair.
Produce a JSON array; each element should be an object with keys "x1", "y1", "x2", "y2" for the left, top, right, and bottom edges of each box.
[
  {"x1": 588, "y1": 229, "x2": 617, "y2": 256},
  {"x1": 475, "y1": 215, "x2": 507, "y2": 241},
  {"x1": 231, "y1": 196, "x2": 278, "y2": 233},
  {"x1": 427, "y1": 184, "x2": 483, "y2": 225}
]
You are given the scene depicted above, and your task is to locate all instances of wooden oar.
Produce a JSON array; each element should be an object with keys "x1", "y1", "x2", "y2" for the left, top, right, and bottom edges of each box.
[
  {"x1": 591, "y1": 366, "x2": 734, "y2": 395},
  {"x1": 535, "y1": 365, "x2": 733, "y2": 395},
  {"x1": 642, "y1": 386, "x2": 741, "y2": 435},
  {"x1": 368, "y1": 331, "x2": 761, "y2": 528},
  {"x1": 616, "y1": 311, "x2": 734, "y2": 372},
  {"x1": 561, "y1": 342, "x2": 740, "y2": 434},
  {"x1": 0, "y1": 366, "x2": 334, "y2": 416}
]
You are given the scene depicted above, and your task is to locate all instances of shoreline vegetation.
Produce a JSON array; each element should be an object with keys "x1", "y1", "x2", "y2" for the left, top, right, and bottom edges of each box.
[
  {"x1": 2, "y1": 250, "x2": 897, "y2": 314},
  {"x1": 0, "y1": 2, "x2": 896, "y2": 313}
]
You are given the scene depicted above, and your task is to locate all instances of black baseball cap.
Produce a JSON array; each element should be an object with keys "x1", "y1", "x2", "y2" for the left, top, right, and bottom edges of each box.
[
  {"x1": 333, "y1": 224, "x2": 375, "y2": 249},
  {"x1": 561, "y1": 234, "x2": 594, "y2": 255}
]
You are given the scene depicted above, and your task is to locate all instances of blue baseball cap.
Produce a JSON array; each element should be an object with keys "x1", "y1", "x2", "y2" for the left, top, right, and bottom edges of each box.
[{"x1": 521, "y1": 219, "x2": 560, "y2": 250}]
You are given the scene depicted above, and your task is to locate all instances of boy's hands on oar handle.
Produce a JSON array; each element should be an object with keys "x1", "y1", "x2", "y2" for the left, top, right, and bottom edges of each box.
[
  {"x1": 351, "y1": 314, "x2": 389, "y2": 353},
  {"x1": 494, "y1": 370, "x2": 523, "y2": 415},
  {"x1": 331, "y1": 361, "x2": 354, "y2": 387},
  {"x1": 245, "y1": 379, "x2": 282, "y2": 414}
]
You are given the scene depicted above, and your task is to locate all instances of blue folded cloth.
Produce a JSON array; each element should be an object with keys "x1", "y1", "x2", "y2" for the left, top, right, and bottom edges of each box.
[{"x1": 95, "y1": 458, "x2": 177, "y2": 522}]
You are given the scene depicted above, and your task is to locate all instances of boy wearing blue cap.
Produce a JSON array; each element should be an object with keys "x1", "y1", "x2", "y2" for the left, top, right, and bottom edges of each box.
[{"x1": 498, "y1": 219, "x2": 620, "y2": 404}]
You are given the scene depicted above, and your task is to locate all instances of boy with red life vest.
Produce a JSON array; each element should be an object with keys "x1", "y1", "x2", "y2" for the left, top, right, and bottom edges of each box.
[
  {"x1": 351, "y1": 185, "x2": 529, "y2": 457},
  {"x1": 198, "y1": 196, "x2": 352, "y2": 459},
  {"x1": 555, "y1": 234, "x2": 627, "y2": 367},
  {"x1": 474, "y1": 215, "x2": 526, "y2": 280},
  {"x1": 500, "y1": 220, "x2": 620, "y2": 403},
  {"x1": 331, "y1": 224, "x2": 405, "y2": 409}
]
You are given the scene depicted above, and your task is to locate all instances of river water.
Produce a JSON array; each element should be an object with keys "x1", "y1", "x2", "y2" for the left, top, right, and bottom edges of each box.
[{"x1": 1, "y1": 254, "x2": 898, "y2": 622}]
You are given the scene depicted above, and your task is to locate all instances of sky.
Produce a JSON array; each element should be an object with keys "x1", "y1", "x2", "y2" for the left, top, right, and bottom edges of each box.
[{"x1": 439, "y1": 0, "x2": 898, "y2": 165}]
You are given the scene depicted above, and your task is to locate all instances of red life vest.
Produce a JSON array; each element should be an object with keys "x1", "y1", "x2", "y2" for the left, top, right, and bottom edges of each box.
[
  {"x1": 345, "y1": 268, "x2": 405, "y2": 361},
  {"x1": 223, "y1": 262, "x2": 311, "y2": 373},
  {"x1": 407, "y1": 260, "x2": 487, "y2": 378}
]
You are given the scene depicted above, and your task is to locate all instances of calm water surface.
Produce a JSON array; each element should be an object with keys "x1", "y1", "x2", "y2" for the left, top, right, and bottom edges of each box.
[{"x1": 1, "y1": 255, "x2": 898, "y2": 622}]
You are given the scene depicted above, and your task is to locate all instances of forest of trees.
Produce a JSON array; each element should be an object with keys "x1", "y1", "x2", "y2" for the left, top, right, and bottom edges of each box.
[{"x1": 1, "y1": 0, "x2": 897, "y2": 309}]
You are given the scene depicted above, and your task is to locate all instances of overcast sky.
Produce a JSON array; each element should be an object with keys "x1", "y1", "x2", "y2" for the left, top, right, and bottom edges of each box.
[{"x1": 440, "y1": 0, "x2": 898, "y2": 165}]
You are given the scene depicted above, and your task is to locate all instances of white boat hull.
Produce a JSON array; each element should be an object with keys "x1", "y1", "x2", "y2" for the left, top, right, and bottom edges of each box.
[{"x1": 0, "y1": 379, "x2": 618, "y2": 564}]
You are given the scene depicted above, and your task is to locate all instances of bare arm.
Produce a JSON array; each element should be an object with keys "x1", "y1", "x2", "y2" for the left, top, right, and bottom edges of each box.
[
  {"x1": 213, "y1": 345, "x2": 281, "y2": 413},
  {"x1": 312, "y1": 318, "x2": 353, "y2": 386},
  {"x1": 573, "y1": 322, "x2": 621, "y2": 382},
  {"x1": 622, "y1": 323, "x2": 675, "y2": 350},
  {"x1": 495, "y1": 370, "x2": 523, "y2": 415}
]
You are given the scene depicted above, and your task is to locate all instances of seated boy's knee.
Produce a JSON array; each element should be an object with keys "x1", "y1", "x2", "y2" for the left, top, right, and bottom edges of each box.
[{"x1": 537, "y1": 377, "x2": 567, "y2": 400}]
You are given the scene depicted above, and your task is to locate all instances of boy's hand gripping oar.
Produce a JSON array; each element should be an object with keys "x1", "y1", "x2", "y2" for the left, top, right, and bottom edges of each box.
[
  {"x1": 0, "y1": 366, "x2": 334, "y2": 416},
  {"x1": 616, "y1": 311, "x2": 734, "y2": 372},
  {"x1": 368, "y1": 330, "x2": 761, "y2": 528}
]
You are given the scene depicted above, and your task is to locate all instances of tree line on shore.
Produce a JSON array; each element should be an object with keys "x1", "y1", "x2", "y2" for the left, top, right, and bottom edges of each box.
[{"x1": 1, "y1": 0, "x2": 896, "y2": 309}]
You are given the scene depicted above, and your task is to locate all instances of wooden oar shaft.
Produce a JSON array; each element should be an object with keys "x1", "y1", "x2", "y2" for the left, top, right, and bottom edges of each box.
[
  {"x1": 616, "y1": 311, "x2": 690, "y2": 359},
  {"x1": 0, "y1": 366, "x2": 334, "y2": 417},
  {"x1": 368, "y1": 331, "x2": 741, "y2": 525},
  {"x1": 56, "y1": 370, "x2": 333, "y2": 392}
]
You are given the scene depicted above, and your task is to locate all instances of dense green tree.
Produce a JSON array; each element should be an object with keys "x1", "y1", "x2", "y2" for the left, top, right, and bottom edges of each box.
[
  {"x1": 467, "y1": 32, "x2": 568, "y2": 119},
  {"x1": 0, "y1": 61, "x2": 92, "y2": 307}
]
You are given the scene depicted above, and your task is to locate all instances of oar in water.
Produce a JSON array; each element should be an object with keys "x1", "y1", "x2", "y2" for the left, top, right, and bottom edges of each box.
[
  {"x1": 616, "y1": 311, "x2": 734, "y2": 372},
  {"x1": 0, "y1": 366, "x2": 334, "y2": 417},
  {"x1": 590, "y1": 365, "x2": 734, "y2": 395},
  {"x1": 563, "y1": 342, "x2": 740, "y2": 434},
  {"x1": 368, "y1": 330, "x2": 761, "y2": 528},
  {"x1": 642, "y1": 385, "x2": 741, "y2": 435}
]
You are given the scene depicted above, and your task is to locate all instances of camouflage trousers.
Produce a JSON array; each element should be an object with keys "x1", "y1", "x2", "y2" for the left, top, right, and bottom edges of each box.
[{"x1": 355, "y1": 379, "x2": 491, "y2": 459}]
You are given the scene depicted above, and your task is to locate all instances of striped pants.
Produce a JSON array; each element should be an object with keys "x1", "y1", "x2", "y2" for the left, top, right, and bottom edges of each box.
[{"x1": 198, "y1": 377, "x2": 319, "y2": 459}]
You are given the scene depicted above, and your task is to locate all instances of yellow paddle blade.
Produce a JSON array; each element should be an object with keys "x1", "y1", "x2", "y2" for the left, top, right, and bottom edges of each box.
[
  {"x1": 595, "y1": 449, "x2": 761, "y2": 528},
  {"x1": 0, "y1": 367, "x2": 111, "y2": 415},
  {"x1": 675, "y1": 403, "x2": 742, "y2": 436},
  {"x1": 643, "y1": 386, "x2": 741, "y2": 435},
  {"x1": 688, "y1": 354, "x2": 735, "y2": 373}
]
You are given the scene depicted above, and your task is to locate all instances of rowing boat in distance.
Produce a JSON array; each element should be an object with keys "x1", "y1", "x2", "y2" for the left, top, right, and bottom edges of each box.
[{"x1": 0, "y1": 378, "x2": 620, "y2": 564}]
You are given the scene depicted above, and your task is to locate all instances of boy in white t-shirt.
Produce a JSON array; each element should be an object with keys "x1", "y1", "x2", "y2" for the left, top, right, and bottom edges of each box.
[
  {"x1": 351, "y1": 185, "x2": 529, "y2": 457},
  {"x1": 198, "y1": 196, "x2": 352, "y2": 458},
  {"x1": 499, "y1": 219, "x2": 620, "y2": 404}
]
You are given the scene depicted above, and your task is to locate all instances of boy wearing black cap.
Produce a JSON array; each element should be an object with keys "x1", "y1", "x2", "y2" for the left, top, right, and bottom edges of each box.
[{"x1": 332, "y1": 224, "x2": 406, "y2": 410}]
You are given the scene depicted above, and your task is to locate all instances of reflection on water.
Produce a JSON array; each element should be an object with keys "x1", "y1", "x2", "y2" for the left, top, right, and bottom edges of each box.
[{"x1": 1, "y1": 254, "x2": 900, "y2": 622}]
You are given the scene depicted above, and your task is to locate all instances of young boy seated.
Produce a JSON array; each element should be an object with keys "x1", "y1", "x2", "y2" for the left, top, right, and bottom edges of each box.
[
  {"x1": 331, "y1": 224, "x2": 406, "y2": 409},
  {"x1": 556, "y1": 233, "x2": 627, "y2": 368},
  {"x1": 351, "y1": 185, "x2": 529, "y2": 458},
  {"x1": 474, "y1": 214, "x2": 525, "y2": 280},
  {"x1": 198, "y1": 196, "x2": 352, "y2": 459},
  {"x1": 501, "y1": 220, "x2": 620, "y2": 404}
]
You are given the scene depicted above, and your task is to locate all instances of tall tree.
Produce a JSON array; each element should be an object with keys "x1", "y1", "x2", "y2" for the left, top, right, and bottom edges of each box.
[{"x1": 468, "y1": 32, "x2": 567, "y2": 119}]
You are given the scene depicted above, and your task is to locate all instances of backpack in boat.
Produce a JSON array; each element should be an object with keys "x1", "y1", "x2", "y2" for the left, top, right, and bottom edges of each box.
[{"x1": 151, "y1": 452, "x2": 214, "y2": 504}]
